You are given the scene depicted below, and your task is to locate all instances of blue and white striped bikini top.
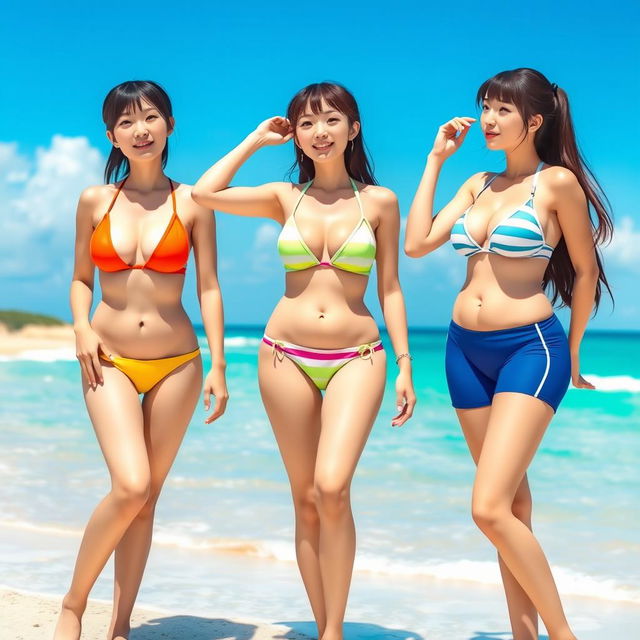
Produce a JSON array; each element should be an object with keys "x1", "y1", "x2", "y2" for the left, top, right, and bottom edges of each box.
[{"x1": 450, "y1": 162, "x2": 554, "y2": 260}]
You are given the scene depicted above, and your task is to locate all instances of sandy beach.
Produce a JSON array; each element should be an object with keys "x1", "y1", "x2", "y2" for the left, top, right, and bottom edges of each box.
[
  {"x1": 0, "y1": 324, "x2": 75, "y2": 356},
  {"x1": 1, "y1": 588, "x2": 310, "y2": 640}
]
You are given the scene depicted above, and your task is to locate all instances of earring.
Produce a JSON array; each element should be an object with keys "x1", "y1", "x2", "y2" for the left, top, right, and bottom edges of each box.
[{"x1": 351, "y1": 140, "x2": 355, "y2": 153}]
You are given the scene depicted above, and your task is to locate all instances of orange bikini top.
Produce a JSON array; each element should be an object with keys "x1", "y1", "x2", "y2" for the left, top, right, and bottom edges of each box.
[{"x1": 90, "y1": 179, "x2": 189, "y2": 274}]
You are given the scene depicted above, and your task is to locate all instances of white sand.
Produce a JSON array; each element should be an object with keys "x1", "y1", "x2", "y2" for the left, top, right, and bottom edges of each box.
[{"x1": 1, "y1": 588, "x2": 310, "y2": 640}]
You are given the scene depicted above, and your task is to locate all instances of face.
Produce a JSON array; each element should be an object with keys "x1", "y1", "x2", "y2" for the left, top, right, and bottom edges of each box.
[
  {"x1": 106, "y1": 98, "x2": 173, "y2": 161},
  {"x1": 480, "y1": 96, "x2": 541, "y2": 151},
  {"x1": 295, "y1": 98, "x2": 360, "y2": 162}
]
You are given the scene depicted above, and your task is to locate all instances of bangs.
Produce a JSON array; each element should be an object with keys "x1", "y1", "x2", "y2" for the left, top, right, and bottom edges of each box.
[
  {"x1": 289, "y1": 83, "x2": 355, "y2": 124},
  {"x1": 476, "y1": 72, "x2": 524, "y2": 108},
  {"x1": 102, "y1": 81, "x2": 171, "y2": 130}
]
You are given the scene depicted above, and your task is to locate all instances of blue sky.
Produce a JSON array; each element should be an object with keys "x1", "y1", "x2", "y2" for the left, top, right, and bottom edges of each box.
[{"x1": 1, "y1": 1, "x2": 638, "y2": 329}]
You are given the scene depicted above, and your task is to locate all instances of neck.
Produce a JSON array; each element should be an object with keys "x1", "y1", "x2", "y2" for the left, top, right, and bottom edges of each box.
[
  {"x1": 310, "y1": 157, "x2": 352, "y2": 191},
  {"x1": 503, "y1": 140, "x2": 541, "y2": 179},
  {"x1": 125, "y1": 158, "x2": 168, "y2": 192}
]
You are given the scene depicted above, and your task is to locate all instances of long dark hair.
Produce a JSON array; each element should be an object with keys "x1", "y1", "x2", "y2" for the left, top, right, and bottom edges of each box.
[
  {"x1": 286, "y1": 82, "x2": 377, "y2": 185},
  {"x1": 477, "y1": 68, "x2": 613, "y2": 311},
  {"x1": 102, "y1": 80, "x2": 173, "y2": 184}
]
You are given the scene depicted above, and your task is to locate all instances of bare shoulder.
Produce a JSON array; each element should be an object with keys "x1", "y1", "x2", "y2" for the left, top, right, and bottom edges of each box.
[
  {"x1": 77, "y1": 184, "x2": 114, "y2": 221},
  {"x1": 174, "y1": 182, "x2": 211, "y2": 219},
  {"x1": 360, "y1": 184, "x2": 398, "y2": 208},
  {"x1": 541, "y1": 165, "x2": 581, "y2": 192}
]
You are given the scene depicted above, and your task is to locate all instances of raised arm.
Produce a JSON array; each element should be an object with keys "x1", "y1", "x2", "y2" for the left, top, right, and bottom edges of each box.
[
  {"x1": 70, "y1": 187, "x2": 107, "y2": 389},
  {"x1": 404, "y1": 117, "x2": 479, "y2": 257},
  {"x1": 188, "y1": 193, "x2": 229, "y2": 422},
  {"x1": 551, "y1": 167, "x2": 600, "y2": 390},
  {"x1": 191, "y1": 117, "x2": 294, "y2": 223},
  {"x1": 373, "y1": 187, "x2": 416, "y2": 427}
]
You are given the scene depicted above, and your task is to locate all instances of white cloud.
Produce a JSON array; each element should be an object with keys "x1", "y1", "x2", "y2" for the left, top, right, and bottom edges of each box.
[
  {"x1": 604, "y1": 216, "x2": 640, "y2": 273},
  {"x1": 0, "y1": 136, "x2": 103, "y2": 280}
]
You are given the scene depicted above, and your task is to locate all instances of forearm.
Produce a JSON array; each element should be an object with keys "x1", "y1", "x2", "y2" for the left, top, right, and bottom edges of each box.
[
  {"x1": 405, "y1": 154, "x2": 444, "y2": 256},
  {"x1": 199, "y1": 287, "x2": 226, "y2": 370},
  {"x1": 70, "y1": 279, "x2": 94, "y2": 331},
  {"x1": 380, "y1": 286, "x2": 412, "y2": 372},
  {"x1": 192, "y1": 132, "x2": 264, "y2": 203},
  {"x1": 567, "y1": 270, "x2": 599, "y2": 354}
]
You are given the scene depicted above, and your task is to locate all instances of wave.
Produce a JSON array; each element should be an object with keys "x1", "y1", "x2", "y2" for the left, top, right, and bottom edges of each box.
[
  {"x1": 581, "y1": 374, "x2": 640, "y2": 393},
  {"x1": 3, "y1": 520, "x2": 638, "y2": 603},
  {"x1": 223, "y1": 336, "x2": 261, "y2": 348},
  {"x1": 0, "y1": 348, "x2": 76, "y2": 362}
]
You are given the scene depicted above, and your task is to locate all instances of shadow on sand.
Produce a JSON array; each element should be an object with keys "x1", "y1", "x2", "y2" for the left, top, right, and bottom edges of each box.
[
  {"x1": 468, "y1": 633, "x2": 549, "y2": 640},
  {"x1": 130, "y1": 614, "x2": 309, "y2": 640},
  {"x1": 276, "y1": 620, "x2": 425, "y2": 640}
]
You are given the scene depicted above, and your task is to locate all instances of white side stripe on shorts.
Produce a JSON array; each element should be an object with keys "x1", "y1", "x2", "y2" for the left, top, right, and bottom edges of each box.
[{"x1": 534, "y1": 322, "x2": 551, "y2": 398}]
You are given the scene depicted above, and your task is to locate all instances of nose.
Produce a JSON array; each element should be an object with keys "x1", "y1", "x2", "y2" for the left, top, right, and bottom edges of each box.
[
  {"x1": 313, "y1": 122, "x2": 328, "y2": 138},
  {"x1": 133, "y1": 121, "x2": 148, "y2": 138}
]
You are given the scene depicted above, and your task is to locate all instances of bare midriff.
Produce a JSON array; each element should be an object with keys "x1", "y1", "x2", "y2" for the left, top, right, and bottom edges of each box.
[
  {"x1": 264, "y1": 267, "x2": 379, "y2": 348},
  {"x1": 452, "y1": 253, "x2": 554, "y2": 331},
  {"x1": 91, "y1": 270, "x2": 198, "y2": 358}
]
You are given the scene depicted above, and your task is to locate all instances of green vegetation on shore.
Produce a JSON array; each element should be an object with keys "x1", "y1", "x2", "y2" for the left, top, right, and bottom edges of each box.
[{"x1": 0, "y1": 310, "x2": 65, "y2": 331}]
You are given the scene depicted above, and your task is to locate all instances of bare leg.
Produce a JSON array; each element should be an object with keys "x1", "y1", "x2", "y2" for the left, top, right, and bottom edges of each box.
[
  {"x1": 315, "y1": 350, "x2": 386, "y2": 640},
  {"x1": 53, "y1": 367, "x2": 150, "y2": 640},
  {"x1": 472, "y1": 392, "x2": 576, "y2": 640},
  {"x1": 108, "y1": 357, "x2": 202, "y2": 639},
  {"x1": 457, "y1": 406, "x2": 537, "y2": 640},
  {"x1": 258, "y1": 344, "x2": 326, "y2": 634}
]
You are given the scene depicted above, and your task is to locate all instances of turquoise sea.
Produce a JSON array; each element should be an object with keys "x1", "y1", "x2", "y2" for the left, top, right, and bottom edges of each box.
[{"x1": 1, "y1": 325, "x2": 639, "y2": 637}]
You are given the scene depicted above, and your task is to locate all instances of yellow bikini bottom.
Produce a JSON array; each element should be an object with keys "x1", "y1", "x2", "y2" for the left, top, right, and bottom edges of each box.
[{"x1": 100, "y1": 348, "x2": 201, "y2": 394}]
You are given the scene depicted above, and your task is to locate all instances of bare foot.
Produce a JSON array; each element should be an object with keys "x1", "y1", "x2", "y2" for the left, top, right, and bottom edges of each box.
[{"x1": 52, "y1": 601, "x2": 82, "y2": 640}]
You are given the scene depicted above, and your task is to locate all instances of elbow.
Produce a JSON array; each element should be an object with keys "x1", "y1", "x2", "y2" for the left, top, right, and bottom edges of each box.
[
  {"x1": 190, "y1": 185, "x2": 207, "y2": 206},
  {"x1": 404, "y1": 240, "x2": 425, "y2": 258}
]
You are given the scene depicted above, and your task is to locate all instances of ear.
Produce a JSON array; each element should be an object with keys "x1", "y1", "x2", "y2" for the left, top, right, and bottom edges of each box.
[
  {"x1": 528, "y1": 114, "x2": 543, "y2": 133},
  {"x1": 167, "y1": 116, "x2": 175, "y2": 136},
  {"x1": 106, "y1": 130, "x2": 119, "y2": 148},
  {"x1": 349, "y1": 120, "x2": 361, "y2": 141}
]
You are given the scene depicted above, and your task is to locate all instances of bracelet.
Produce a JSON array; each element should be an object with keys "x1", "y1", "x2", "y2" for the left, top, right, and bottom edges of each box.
[{"x1": 395, "y1": 353, "x2": 413, "y2": 365}]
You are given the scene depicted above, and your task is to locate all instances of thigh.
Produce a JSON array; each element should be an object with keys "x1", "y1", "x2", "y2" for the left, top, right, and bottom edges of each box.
[
  {"x1": 474, "y1": 393, "x2": 554, "y2": 506},
  {"x1": 457, "y1": 406, "x2": 532, "y2": 510},
  {"x1": 83, "y1": 364, "x2": 148, "y2": 485},
  {"x1": 141, "y1": 355, "x2": 203, "y2": 488},
  {"x1": 446, "y1": 334, "x2": 494, "y2": 410},
  {"x1": 258, "y1": 342, "x2": 323, "y2": 494},
  {"x1": 315, "y1": 349, "x2": 386, "y2": 488}
]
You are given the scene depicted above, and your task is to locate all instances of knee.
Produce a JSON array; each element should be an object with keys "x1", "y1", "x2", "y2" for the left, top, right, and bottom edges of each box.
[
  {"x1": 136, "y1": 486, "x2": 163, "y2": 520},
  {"x1": 314, "y1": 477, "x2": 350, "y2": 520},
  {"x1": 471, "y1": 497, "x2": 510, "y2": 537},
  {"x1": 112, "y1": 476, "x2": 150, "y2": 512},
  {"x1": 511, "y1": 489, "x2": 533, "y2": 525},
  {"x1": 292, "y1": 486, "x2": 320, "y2": 528}
]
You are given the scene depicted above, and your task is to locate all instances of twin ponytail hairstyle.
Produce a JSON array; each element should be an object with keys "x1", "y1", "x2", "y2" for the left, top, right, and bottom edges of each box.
[
  {"x1": 478, "y1": 68, "x2": 613, "y2": 311},
  {"x1": 286, "y1": 82, "x2": 377, "y2": 185},
  {"x1": 102, "y1": 81, "x2": 173, "y2": 184}
]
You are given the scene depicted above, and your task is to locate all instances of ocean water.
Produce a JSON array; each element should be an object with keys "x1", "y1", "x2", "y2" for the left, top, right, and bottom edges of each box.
[{"x1": 0, "y1": 325, "x2": 639, "y2": 636}]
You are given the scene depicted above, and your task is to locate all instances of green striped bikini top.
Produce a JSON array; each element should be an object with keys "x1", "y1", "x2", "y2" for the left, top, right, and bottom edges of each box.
[{"x1": 277, "y1": 178, "x2": 376, "y2": 276}]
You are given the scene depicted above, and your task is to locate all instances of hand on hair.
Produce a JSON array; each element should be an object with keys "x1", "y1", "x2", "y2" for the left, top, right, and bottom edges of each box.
[
  {"x1": 255, "y1": 116, "x2": 294, "y2": 146},
  {"x1": 431, "y1": 117, "x2": 475, "y2": 159}
]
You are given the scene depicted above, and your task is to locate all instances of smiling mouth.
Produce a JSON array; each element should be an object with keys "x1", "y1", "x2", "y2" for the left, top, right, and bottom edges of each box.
[
  {"x1": 133, "y1": 141, "x2": 153, "y2": 149},
  {"x1": 484, "y1": 132, "x2": 499, "y2": 138},
  {"x1": 312, "y1": 142, "x2": 334, "y2": 151}
]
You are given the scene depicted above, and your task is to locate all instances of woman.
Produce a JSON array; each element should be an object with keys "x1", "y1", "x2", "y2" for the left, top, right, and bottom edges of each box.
[
  {"x1": 405, "y1": 68, "x2": 612, "y2": 640},
  {"x1": 192, "y1": 82, "x2": 415, "y2": 640},
  {"x1": 54, "y1": 80, "x2": 228, "y2": 640}
]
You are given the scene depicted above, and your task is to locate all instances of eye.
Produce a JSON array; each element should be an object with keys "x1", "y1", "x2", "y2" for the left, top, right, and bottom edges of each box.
[
  {"x1": 299, "y1": 120, "x2": 312, "y2": 127},
  {"x1": 119, "y1": 119, "x2": 131, "y2": 126},
  {"x1": 328, "y1": 117, "x2": 340, "y2": 123},
  {"x1": 146, "y1": 114, "x2": 158, "y2": 121},
  {"x1": 499, "y1": 107, "x2": 511, "y2": 113},
  {"x1": 482, "y1": 104, "x2": 489, "y2": 111}
]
